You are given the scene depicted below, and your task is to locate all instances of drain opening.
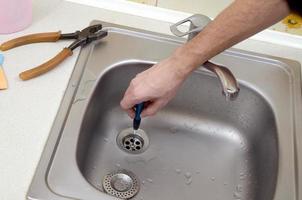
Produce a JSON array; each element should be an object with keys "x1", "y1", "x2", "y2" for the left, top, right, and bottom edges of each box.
[
  {"x1": 123, "y1": 134, "x2": 144, "y2": 152},
  {"x1": 117, "y1": 128, "x2": 149, "y2": 154},
  {"x1": 103, "y1": 169, "x2": 140, "y2": 199}
]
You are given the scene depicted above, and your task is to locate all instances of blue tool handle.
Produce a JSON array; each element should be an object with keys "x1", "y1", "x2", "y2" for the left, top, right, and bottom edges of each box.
[
  {"x1": 134, "y1": 102, "x2": 144, "y2": 121},
  {"x1": 0, "y1": 54, "x2": 4, "y2": 65},
  {"x1": 133, "y1": 102, "x2": 144, "y2": 130}
]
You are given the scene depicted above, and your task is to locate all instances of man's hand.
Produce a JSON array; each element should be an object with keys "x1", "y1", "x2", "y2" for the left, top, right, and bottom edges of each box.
[
  {"x1": 120, "y1": 56, "x2": 188, "y2": 118},
  {"x1": 120, "y1": 0, "x2": 289, "y2": 118}
]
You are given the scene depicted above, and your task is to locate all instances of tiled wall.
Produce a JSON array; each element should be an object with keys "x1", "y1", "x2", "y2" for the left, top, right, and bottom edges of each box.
[
  {"x1": 128, "y1": 0, "x2": 302, "y2": 36},
  {"x1": 128, "y1": 0, "x2": 158, "y2": 6},
  {"x1": 128, "y1": 0, "x2": 231, "y2": 18},
  {"x1": 157, "y1": 0, "x2": 231, "y2": 18}
]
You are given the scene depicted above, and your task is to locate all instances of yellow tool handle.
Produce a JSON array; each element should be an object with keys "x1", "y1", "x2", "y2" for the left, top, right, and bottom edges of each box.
[
  {"x1": 0, "y1": 66, "x2": 8, "y2": 89},
  {"x1": 19, "y1": 48, "x2": 73, "y2": 81},
  {"x1": 0, "y1": 32, "x2": 61, "y2": 51}
]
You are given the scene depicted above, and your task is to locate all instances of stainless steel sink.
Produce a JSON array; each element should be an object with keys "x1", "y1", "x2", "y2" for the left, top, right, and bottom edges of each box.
[{"x1": 27, "y1": 21, "x2": 302, "y2": 200}]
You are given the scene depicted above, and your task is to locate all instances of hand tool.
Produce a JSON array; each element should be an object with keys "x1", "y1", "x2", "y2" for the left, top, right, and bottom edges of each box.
[
  {"x1": 133, "y1": 102, "x2": 145, "y2": 131},
  {"x1": 0, "y1": 24, "x2": 107, "y2": 80},
  {"x1": 0, "y1": 54, "x2": 8, "y2": 89}
]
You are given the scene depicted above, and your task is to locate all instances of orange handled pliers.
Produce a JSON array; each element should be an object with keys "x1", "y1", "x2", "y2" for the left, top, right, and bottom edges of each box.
[{"x1": 0, "y1": 24, "x2": 107, "y2": 80}]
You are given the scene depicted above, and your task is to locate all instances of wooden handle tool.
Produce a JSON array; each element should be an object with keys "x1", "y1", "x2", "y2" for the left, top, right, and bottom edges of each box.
[
  {"x1": 0, "y1": 32, "x2": 61, "y2": 51},
  {"x1": 19, "y1": 48, "x2": 73, "y2": 80}
]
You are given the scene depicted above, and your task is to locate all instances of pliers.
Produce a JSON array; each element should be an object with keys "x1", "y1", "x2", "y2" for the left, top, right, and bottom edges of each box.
[{"x1": 0, "y1": 24, "x2": 107, "y2": 80}]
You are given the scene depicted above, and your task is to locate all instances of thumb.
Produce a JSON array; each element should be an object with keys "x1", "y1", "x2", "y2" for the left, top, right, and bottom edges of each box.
[{"x1": 120, "y1": 93, "x2": 138, "y2": 110}]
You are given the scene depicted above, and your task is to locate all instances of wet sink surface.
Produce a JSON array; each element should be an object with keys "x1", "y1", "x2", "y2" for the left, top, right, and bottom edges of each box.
[
  {"x1": 78, "y1": 62, "x2": 278, "y2": 200},
  {"x1": 27, "y1": 21, "x2": 302, "y2": 200}
]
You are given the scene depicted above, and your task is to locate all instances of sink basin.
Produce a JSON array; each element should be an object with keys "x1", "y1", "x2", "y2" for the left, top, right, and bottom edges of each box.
[
  {"x1": 27, "y1": 21, "x2": 302, "y2": 200},
  {"x1": 77, "y1": 61, "x2": 278, "y2": 200}
]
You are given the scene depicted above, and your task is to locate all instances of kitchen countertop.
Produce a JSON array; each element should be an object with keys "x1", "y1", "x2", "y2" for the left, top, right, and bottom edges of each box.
[{"x1": 0, "y1": 1, "x2": 301, "y2": 199}]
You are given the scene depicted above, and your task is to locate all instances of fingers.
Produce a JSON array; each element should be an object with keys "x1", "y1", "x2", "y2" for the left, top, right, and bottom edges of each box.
[
  {"x1": 125, "y1": 108, "x2": 135, "y2": 119},
  {"x1": 141, "y1": 99, "x2": 167, "y2": 118},
  {"x1": 120, "y1": 88, "x2": 145, "y2": 119},
  {"x1": 121, "y1": 87, "x2": 163, "y2": 118},
  {"x1": 120, "y1": 93, "x2": 136, "y2": 119},
  {"x1": 120, "y1": 79, "x2": 151, "y2": 111},
  {"x1": 120, "y1": 90, "x2": 142, "y2": 111}
]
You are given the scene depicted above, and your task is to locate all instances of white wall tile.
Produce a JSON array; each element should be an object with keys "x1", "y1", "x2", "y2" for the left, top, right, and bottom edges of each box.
[
  {"x1": 157, "y1": 0, "x2": 233, "y2": 17},
  {"x1": 128, "y1": 0, "x2": 158, "y2": 6}
]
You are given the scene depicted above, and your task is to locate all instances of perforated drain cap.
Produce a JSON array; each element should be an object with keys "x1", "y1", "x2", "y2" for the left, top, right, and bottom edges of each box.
[
  {"x1": 103, "y1": 169, "x2": 140, "y2": 199},
  {"x1": 117, "y1": 128, "x2": 149, "y2": 154}
]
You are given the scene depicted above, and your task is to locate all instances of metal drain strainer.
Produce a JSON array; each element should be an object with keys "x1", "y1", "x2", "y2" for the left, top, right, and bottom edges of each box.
[
  {"x1": 117, "y1": 128, "x2": 149, "y2": 154},
  {"x1": 103, "y1": 169, "x2": 140, "y2": 199}
]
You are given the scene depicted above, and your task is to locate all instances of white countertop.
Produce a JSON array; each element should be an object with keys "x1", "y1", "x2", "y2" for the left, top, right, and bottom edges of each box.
[{"x1": 0, "y1": 1, "x2": 301, "y2": 199}]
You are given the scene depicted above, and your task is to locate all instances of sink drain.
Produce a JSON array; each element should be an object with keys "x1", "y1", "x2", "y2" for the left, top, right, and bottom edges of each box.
[
  {"x1": 102, "y1": 169, "x2": 140, "y2": 199},
  {"x1": 117, "y1": 128, "x2": 149, "y2": 154}
]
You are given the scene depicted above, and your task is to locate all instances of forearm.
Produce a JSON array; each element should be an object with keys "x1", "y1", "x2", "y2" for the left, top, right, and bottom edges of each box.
[{"x1": 173, "y1": 0, "x2": 290, "y2": 76}]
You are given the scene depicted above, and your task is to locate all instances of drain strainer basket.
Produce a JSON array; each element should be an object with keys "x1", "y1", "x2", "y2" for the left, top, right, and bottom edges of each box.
[
  {"x1": 103, "y1": 169, "x2": 140, "y2": 199},
  {"x1": 117, "y1": 128, "x2": 149, "y2": 154}
]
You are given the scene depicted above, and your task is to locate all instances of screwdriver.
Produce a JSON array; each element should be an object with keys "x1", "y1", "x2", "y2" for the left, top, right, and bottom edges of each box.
[{"x1": 133, "y1": 102, "x2": 144, "y2": 132}]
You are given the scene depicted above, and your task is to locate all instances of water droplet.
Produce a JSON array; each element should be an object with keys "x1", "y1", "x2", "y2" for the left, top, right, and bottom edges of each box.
[
  {"x1": 236, "y1": 185, "x2": 243, "y2": 192},
  {"x1": 233, "y1": 191, "x2": 241, "y2": 199},
  {"x1": 92, "y1": 166, "x2": 96, "y2": 169},
  {"x1": 184, "y1": 172, "x2": 192, "y2": 179},
  {"x1": 142, "y1": 180, "x2": 146, "y2": 185},
  {"x1": 239, "y1": 172, "x2": 245, "y2": 180},
  {"x1": 73, "y1": 97, "x2": 86, "y2": 104},
  {"x1": 147, "y1": 178, "x2": 153, "y2": 183},
  {"x1": 195, "y1": 170, "x2": 200, "y2": 174},
  {"x1": 186, "y1": 178, "x2": 192, "y2": 185},
  {"x1": 115, "y1": 163, "x2": 121, "y2": 168},
  {"x1": 224, "y1": 182, "x2": 228, "y2": 186},
  {"x1": 140, "y1": 197, "x2": 143, "y2": 200},
  {"x1": 175, "y1": 169, "x2": 182, "y2": 174},
  {"x1": 211, "y1": 177, "x2": 215, "y2": 181},
  {"x1": 170, "y1": 127, "x2": 178, "y2": 134},
  {"x1": 104, "y1": 138, "x2": 109, "y2": 142}
]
